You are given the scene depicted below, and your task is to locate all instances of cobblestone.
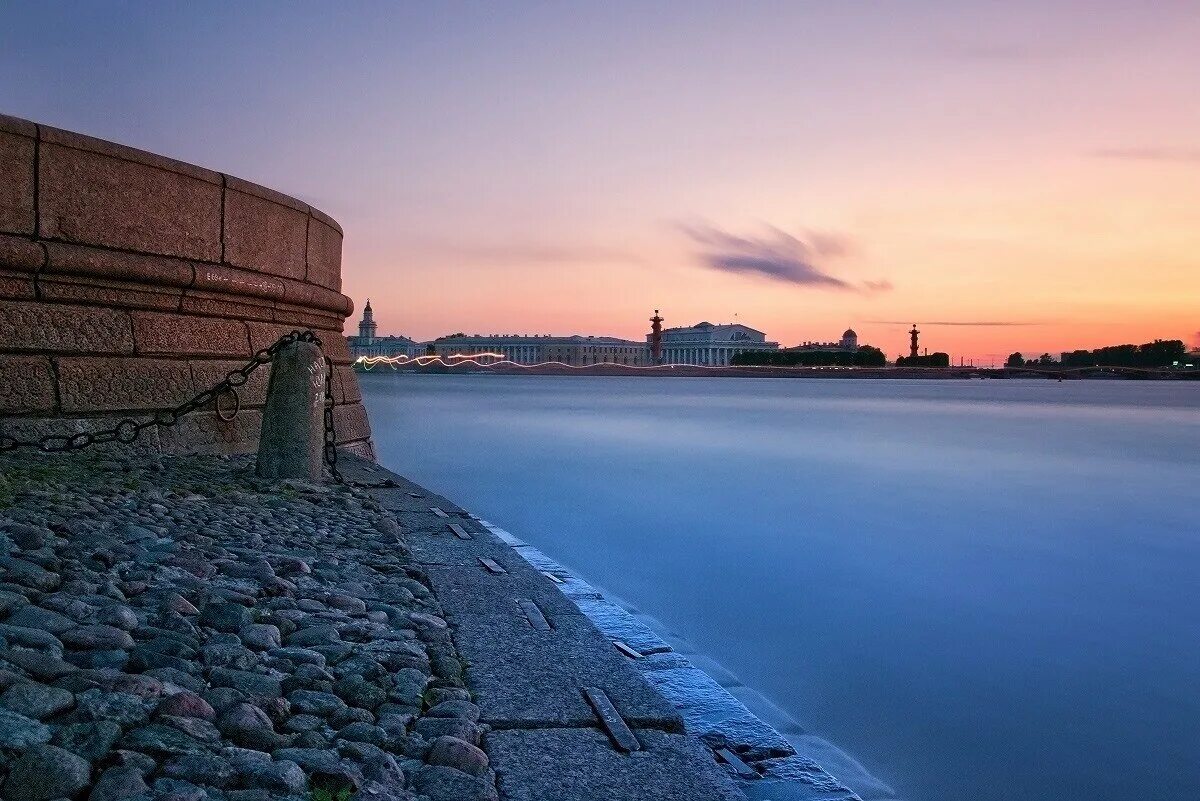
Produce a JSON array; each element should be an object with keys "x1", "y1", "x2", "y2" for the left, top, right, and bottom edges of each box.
[{"x1": 0, "y1": 453, "x2": 486, "y2": 800}]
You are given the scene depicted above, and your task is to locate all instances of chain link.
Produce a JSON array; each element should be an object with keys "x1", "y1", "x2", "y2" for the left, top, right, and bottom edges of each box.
[{"x1": 0, "y1": 330, "x2": 344, "y2": 483}]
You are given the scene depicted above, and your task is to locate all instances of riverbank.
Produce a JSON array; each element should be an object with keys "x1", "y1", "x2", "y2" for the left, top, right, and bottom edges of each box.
[
  {"x1": 0, "y1": 450, "x2": 794, "y2": 800},
  {"x1": 356, "y1": 361, "x2": 1199, "y2": 380}
]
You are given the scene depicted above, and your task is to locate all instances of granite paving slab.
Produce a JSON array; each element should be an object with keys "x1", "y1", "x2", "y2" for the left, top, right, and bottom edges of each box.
[
  {"x1": 570, "y1": 595, "x2": 673, "y2": 655},
  {"x1": 510, "y1": 545, "x2": 604, "y2": 600},
  {"x1": 636, "y1": 653, "x2": 794, "y2": 758},
  {"x1": 407, "y1": 532, "x2": 552, "y2": 568},
  {"x1": 424, "y1": 564, "x2": 585, "y2": 619},
  {"x1": 487, "y1": 727, "x2": 744, "y2": 801},
  {"x1": 450, "y1": 613, "x2": 682, "y2": 730}
]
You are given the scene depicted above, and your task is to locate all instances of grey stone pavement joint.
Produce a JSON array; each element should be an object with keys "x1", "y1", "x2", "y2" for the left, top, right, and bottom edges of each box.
[
  {"x1": 346, "y1": 454, "x2": 871, "y2": 801},
  {"x1": 341, "y1": 454, "x2": 750, "y2": 801}
]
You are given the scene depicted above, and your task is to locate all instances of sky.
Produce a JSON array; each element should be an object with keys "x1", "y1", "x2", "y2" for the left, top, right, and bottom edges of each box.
[{"x1": 2, "y1": 1, "x2": 1197, "y2": 363}]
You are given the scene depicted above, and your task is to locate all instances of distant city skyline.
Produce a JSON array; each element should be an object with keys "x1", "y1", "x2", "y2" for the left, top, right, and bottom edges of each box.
[
  {"x1": 3, "y1": 2, "x2": 1196, "y2": 362},
  {"x1": 353, "y1": 299, "x2": 1194, "y2": 365}
]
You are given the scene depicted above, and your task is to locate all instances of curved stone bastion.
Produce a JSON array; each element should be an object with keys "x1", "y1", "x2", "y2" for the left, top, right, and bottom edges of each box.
[{"x1": 0, "y1": 113, "x2": 371, "y2": 456}]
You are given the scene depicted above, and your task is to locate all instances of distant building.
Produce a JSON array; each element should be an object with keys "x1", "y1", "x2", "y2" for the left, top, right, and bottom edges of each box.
[
  {"x1": 348, "y1": 302, "x2": 783, "y2": 368},
  {"x1": 347, "y1": 300, "x2": 423, "y2": 359},
  {"x1": 357, "y1": 299, "x2": 377, "y2": 344},
  {"x1": 654, "y1": 321, "x2": 779, "y2": 366},
  {"x1": 428, "y1": 334, "x2": 649, "y2": 366},
  {"x1": 788, "y1": 327, "x2": 860, "y2": 354}
]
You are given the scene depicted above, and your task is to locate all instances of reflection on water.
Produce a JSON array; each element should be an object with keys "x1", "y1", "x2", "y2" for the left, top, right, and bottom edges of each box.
[{"x1": 362, "y1": 374, "x2": 1200, "y2": 801}]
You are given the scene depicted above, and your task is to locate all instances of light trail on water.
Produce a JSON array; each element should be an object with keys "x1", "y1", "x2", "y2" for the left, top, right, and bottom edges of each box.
[{"x1": 355, "y1": 354, "x2": 773, "y2": 371}]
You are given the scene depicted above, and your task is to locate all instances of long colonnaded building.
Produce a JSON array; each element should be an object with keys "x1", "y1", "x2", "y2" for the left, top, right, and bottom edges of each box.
[
  {"x1": 349, "y1": 306, "x2": 786, "y2": 367},
  {"x1": 655, "y1": 321, "x2": 780, "y2": 366},
  {"x1": 428, "y1": 334, "x2": 649, "y2": 366}
]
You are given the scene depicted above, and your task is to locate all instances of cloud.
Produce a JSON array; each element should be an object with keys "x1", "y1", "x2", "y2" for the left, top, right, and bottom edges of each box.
[
  {"x1": 679, "y1": 222, "x2": 889, "y2": 292},
  {"x1": 870, "y1": 320, "x2": 1046, "y2": 326},
  {"x1": 1092, "y1": 147, "x2": 1200, "y2": 164}
]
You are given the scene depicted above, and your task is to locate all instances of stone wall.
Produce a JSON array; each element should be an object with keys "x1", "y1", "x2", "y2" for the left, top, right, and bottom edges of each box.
[{"x1": 0, "y1": 113, "x2": 372, "y2": 457}]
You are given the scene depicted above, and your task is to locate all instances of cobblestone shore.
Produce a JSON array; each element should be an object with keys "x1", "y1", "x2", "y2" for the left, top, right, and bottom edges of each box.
[{"x1": 0, "y1": 451, "x2": 745, "y2": 801}]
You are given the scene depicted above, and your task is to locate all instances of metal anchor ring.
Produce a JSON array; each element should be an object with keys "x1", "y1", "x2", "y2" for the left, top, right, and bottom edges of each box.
[{"x1": 215, "y1": 386, "x2": 241, "y2": 422}]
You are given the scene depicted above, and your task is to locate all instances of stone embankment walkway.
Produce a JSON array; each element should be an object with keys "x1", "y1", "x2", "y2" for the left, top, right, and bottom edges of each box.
[{"x1": 0, "y1": 451, "x2": 743, "y2": 801}]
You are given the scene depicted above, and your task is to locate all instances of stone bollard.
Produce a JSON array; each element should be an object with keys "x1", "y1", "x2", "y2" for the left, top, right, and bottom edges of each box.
[{"x1": 256, "y1": 341, "x2": 326, "y2": 481}]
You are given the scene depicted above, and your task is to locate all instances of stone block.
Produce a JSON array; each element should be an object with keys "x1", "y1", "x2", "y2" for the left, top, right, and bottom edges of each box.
[
  {"x1": 486, "y1": 728, "x2": 743, "y2": 801},
  {"x1": 39, "y1": 123, "x2": 222, "y2": 183},
  {"x1": 131, "y1": 312, "x2": 249, "y2": 357},
  {"x1": 247, "y1": 322, "x2": 304, "y2": 355},
  {"x1": 0, "y1": 301, "x2": 133, "y2": 354},
  {"x1": 0, "y1": 130, "x2": 35, "y2": 235},
  {"x1": 366, "y1": 485, "x2": 469, "y2": 517},
  {"x1": 256, "y1": 341, "x2": 326, "y2": 481},
  {"x1": 271, "y1": 301, "x2": 344, "y2": 331},
  {"x1": 570, "y1": 596, "x2": 673, "y2": 656},
  {"x1": 406, "y1": 524, "x2": 536, "y2": 566},
  {"x1": 338, "y1": 439, "x2": 376, "y2": 461},
  {"x1": 0, "y1": 233, "x2": 45, "y2": 273},
  {"x1": 190, "y1": 359, "x2": 272, "y2": 407},
  {"x1": 279, "y1": 280, "x2": 354, "y2": 318},
  {"x1": 38, "y1": 274, "x2": 183, "y2": 312},
  {"x1": 56, "y1": 357, "x2": 195, "y2": 413},
  {"x1": 0, "y1": 114, "x2": 37, "y2": 137},
  {"x1": 511, "y1": 546, "x2": 603, "y2": 601},
  {"x1": 424, "y1": 563, "x2": 585, "y2": 618},
  {"x1": 318, "y1": 331, "x2": 352, "y2": 365},
  {"x1": 248, "y1": 325, "x2": 350, "y2": 365},
  {"x1": 305, "y1": 215, "x2": 342, "y2": 291},
  {"x1": 332, "y1": 402, "x2": 371, "y2": 445},
  {"x1": 157, "y1": 409, "x2": 262, "y2": 455},
  {"x1": 224, "y1": 180, "x2": 308, "y2": 281},
  {"x1": 179, "y1": 289, "x2": 275, "y2": 323},
  {"x1": 334, "y1": 365, "x2": 362, "y2": 405},
  {"x1": 191, "y1": 263, "x2": 286, "y2": 302},
  {"x1": 38, "y1": 141, "x2": 222, "y2": 261},
  {"x1": 43, "y1": 241, "x2": 194, "y2": 288},
  {"x1": 635, "y1": 655, "x2": 793, "y2": 759},
  {"x1": 449, "y1": 613, "x2": 682, "y2": 730},
  {"x1": 0, "y1": 355, "x2": 56, "y2": 414},
  {"x1": 0, "y1": 269, "x2": 35, "y2": 300}
]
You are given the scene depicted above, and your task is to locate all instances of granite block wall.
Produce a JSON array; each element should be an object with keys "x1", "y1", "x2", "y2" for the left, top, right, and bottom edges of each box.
[{"x1": 0, "y1": 112, "x2": 372, "y2": 458}]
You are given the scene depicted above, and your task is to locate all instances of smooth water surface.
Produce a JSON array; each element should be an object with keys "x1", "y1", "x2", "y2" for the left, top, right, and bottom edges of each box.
[{"x1": 361, "y1": 374, "x2": 1200, "y2": 801}]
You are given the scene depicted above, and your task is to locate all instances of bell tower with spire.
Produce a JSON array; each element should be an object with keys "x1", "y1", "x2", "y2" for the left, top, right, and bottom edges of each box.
[{"x1": 358, "y1": 299, "x2": 377, "y2": 345}]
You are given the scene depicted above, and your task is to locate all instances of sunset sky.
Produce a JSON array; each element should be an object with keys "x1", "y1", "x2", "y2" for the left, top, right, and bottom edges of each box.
[{"x1": 2, "y1": 2, "x2": 1197, "y2": 363}]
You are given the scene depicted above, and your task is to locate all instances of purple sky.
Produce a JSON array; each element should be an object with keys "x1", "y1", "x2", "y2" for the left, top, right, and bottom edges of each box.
[{"x1": 2, "y1": 2, "x2": 1197, "y2": 361}]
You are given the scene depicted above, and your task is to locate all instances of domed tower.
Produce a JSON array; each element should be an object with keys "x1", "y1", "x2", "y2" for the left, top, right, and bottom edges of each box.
[
  {"x1": 358, "y1": 299, "x2": 378, "y2": 345},
  {"x1": 840, "y1": 328, "x2": 858, "y2": 351}
]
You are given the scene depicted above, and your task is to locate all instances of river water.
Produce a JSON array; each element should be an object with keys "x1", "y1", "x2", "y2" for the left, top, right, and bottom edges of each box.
[{"x1": 360, "y1": 374, "x2": 1200, "y2": 801}]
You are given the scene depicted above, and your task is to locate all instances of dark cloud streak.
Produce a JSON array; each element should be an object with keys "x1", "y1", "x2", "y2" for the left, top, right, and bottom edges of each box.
[{"x1": 680, "y1": 222, "x2": 889, "y2": 293}]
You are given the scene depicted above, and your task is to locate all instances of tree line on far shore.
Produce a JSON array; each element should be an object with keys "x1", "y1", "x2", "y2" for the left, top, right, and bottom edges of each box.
[
  {"x1": 731, "y1": 346, "x2": 887, "y2": 367},
  {"x1": 1006, "y1": 339, "x2": 1189, "y2": 369}
]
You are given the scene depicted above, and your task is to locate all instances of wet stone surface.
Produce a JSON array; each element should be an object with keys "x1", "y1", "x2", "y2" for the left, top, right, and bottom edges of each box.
[{"x1": 0, "y1": 452, "x2": 490, "y2": 801}]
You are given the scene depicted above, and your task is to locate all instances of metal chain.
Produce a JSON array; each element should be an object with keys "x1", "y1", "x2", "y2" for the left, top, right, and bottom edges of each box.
[
  {"x1": 322, "y1": 350, "x2": 342, "y2": 484},
  {"x1": 0, "y1": 329, "x2": 344, "y2": 483}
]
